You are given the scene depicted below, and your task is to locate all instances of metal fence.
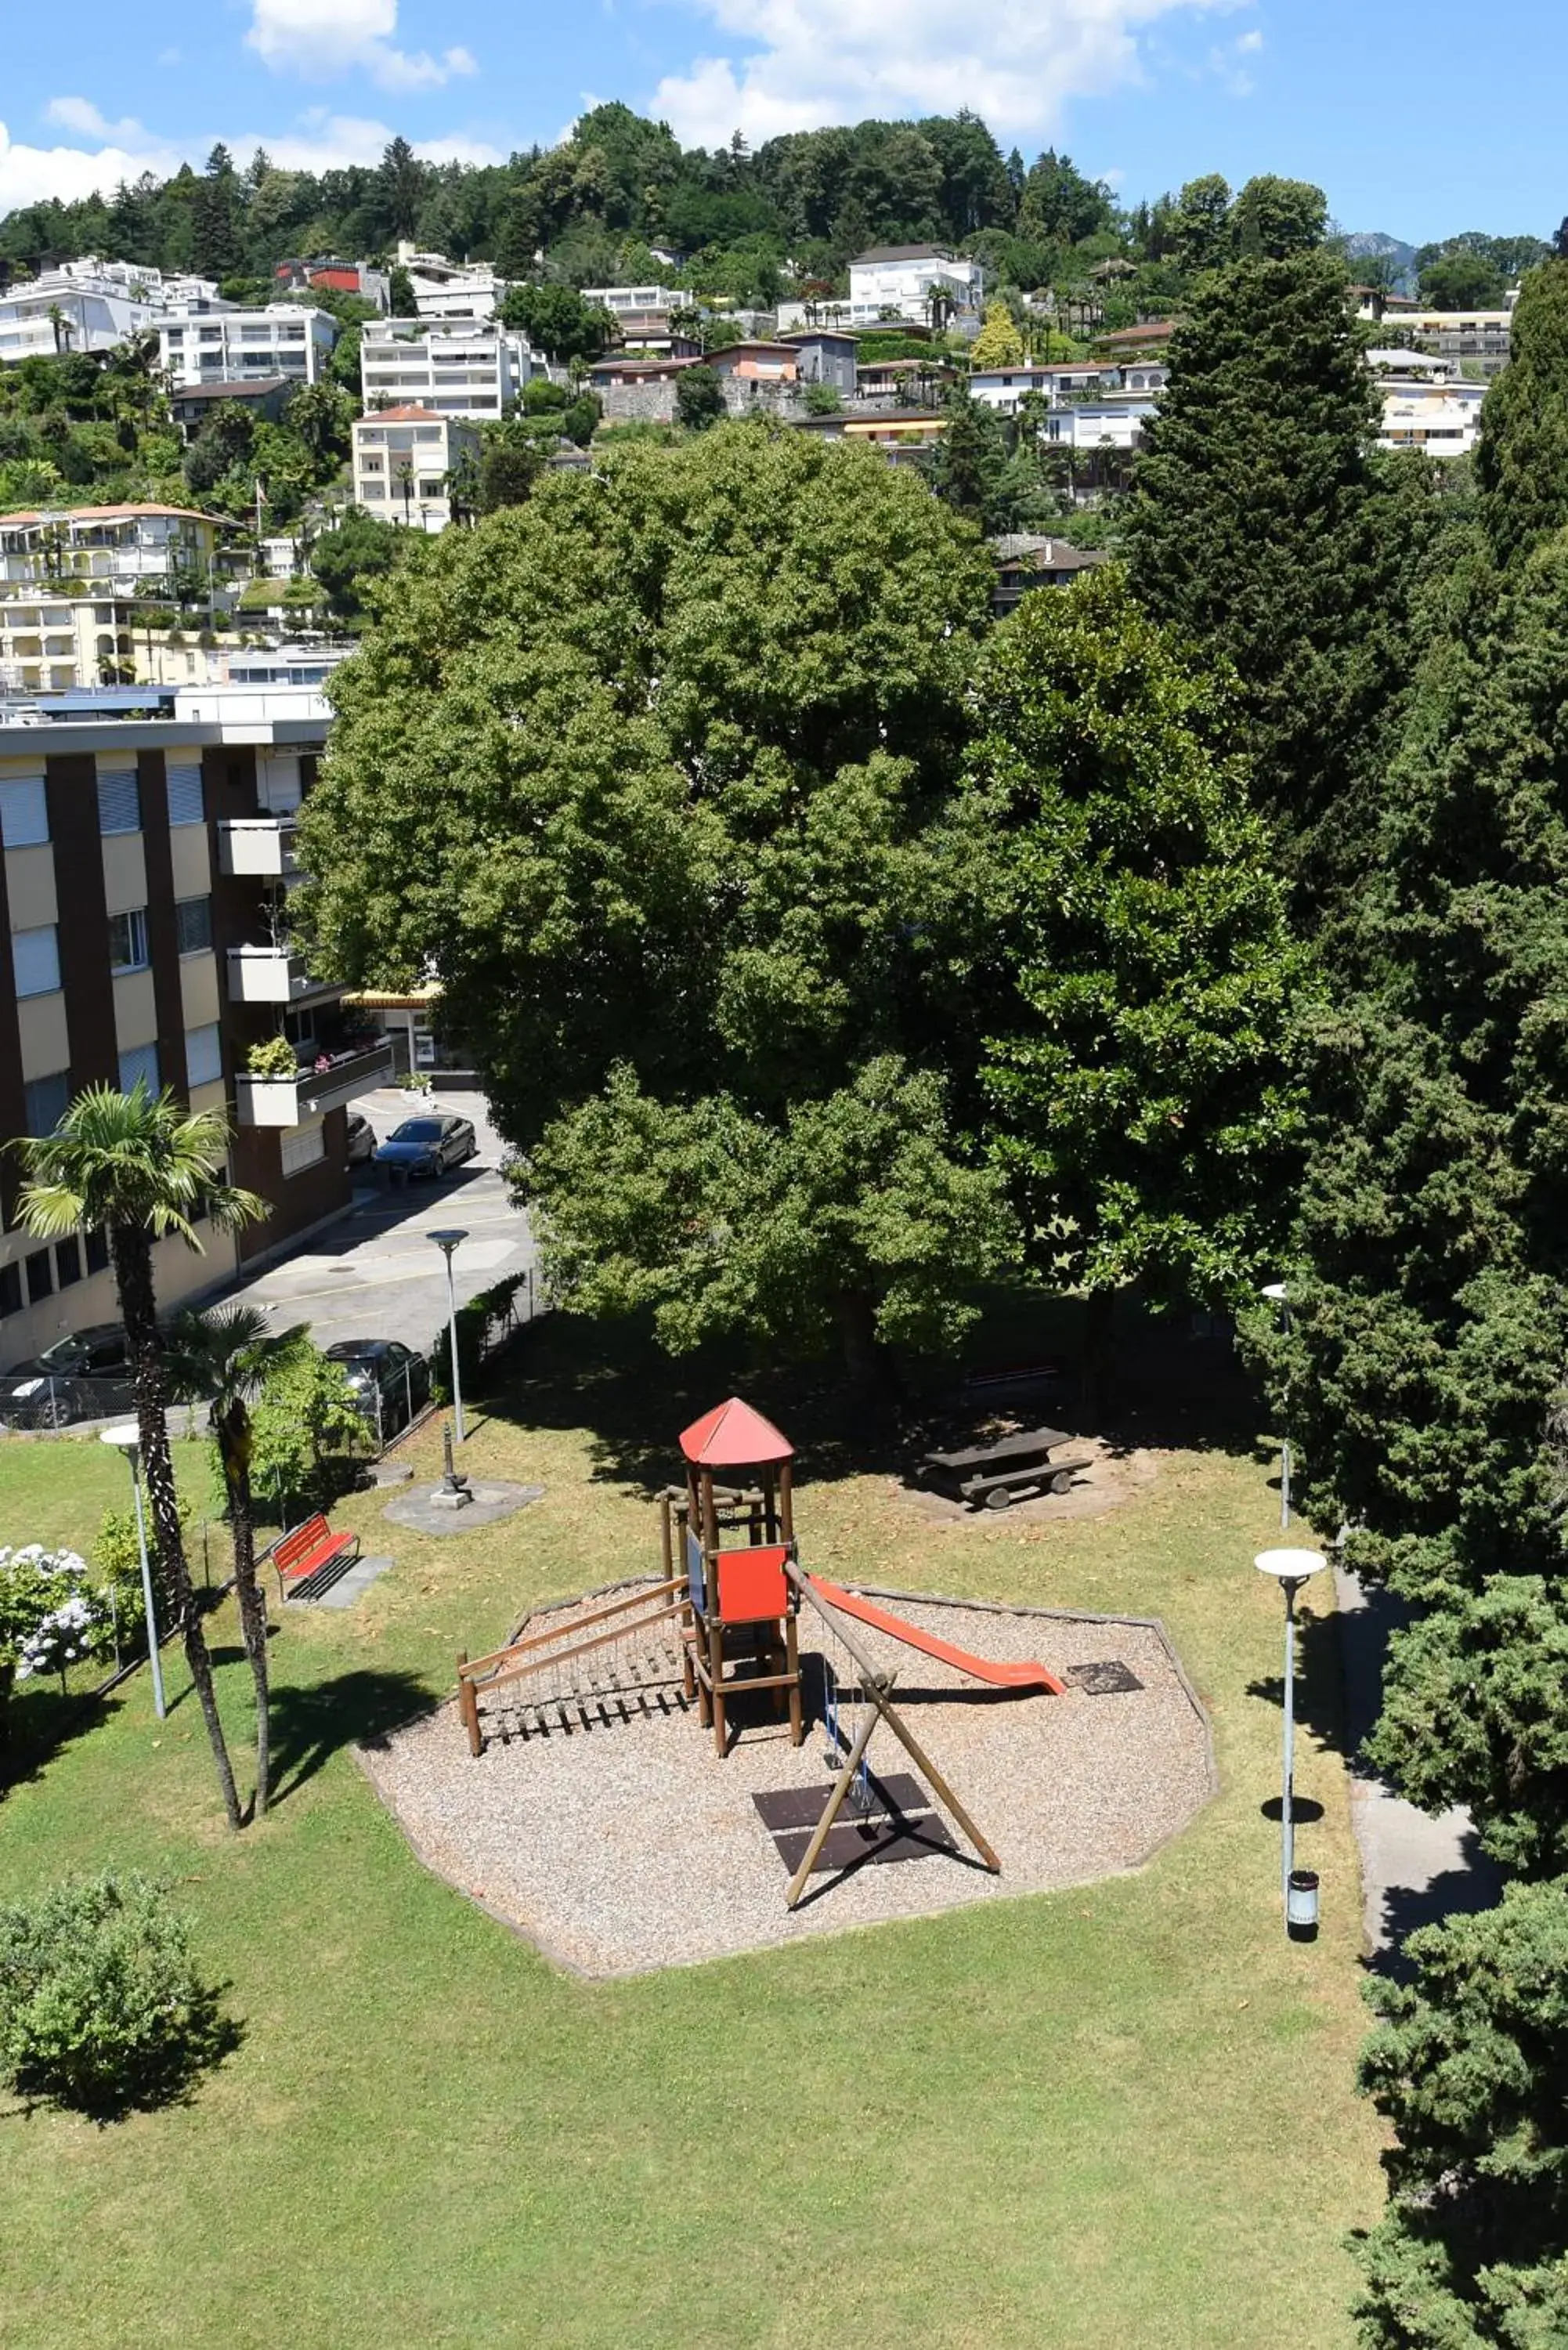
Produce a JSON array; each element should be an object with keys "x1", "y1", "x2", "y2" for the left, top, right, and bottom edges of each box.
[{"x1": 0, "y1": 1374, "x2": 135, "y2": 1433}]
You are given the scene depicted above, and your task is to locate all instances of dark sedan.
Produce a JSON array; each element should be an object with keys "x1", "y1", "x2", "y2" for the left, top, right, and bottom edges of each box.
[
  {"x1": 372, "y1": 1115, "x2": 477, "y2": 1180},
  {"x1": 326, "y1": 1339, "x2": 432, "y2": 1441},
  {"x1": 0, "y1": 1324, "x2": 135, "y2": 1428}
]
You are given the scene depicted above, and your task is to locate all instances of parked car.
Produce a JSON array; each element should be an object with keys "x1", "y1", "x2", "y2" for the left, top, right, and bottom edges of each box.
[
  {"x1": 372, "y1": 1115, "x2": 477, "y2": 1180},
  {"x1": 0, "y1": 1324, "x2": 135, "y2": 1429},
  {"x1": 345, "y1": 1110, "x2": 377, "y2": 1166},
  {"x1": 325, "y1": 1339, "x2": 431, "y2": 1441}
]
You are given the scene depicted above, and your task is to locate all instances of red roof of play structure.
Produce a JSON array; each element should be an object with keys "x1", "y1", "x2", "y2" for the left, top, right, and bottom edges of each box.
[{"x1": 679, "y1": 1397, "x2": 794, "y2": 1468}]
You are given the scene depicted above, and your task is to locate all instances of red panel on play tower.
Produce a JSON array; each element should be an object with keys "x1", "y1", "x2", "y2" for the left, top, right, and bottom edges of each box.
[{"x1": 716, "y1": 1544, "x2": 789, "y2": 1623}]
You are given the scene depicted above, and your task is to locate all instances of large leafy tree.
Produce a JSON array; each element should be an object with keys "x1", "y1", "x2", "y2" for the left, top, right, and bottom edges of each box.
[
  {"x1": 14, "y1": 1088, "x2": 267, "y2": 1831},
  {"x1": 943, "y1": 569, "x2": 1306, "y2": 1382},
  {"x1": 1354, "y1": 1879, "x2": 1568, "y2": 2345},
  {"x1": 296, "y1": 424, "x2": 1006, "y2": 1383},
  {"x1": 1125, "y1": 250, "x2": 1423, "y2": 901}
]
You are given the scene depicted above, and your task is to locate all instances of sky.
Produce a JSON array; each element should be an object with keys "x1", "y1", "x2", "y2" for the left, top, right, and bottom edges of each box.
[{"x1": 1, "y1": 0, "x2": 1563, "y2": 248}]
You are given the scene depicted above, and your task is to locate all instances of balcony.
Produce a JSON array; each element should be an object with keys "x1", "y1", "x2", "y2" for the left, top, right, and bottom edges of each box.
[
  {"x1": 234, "y1": 1039, "x2": 396, "y2": 1126},
  {"x1": 218, "y1": 816, "x2": 298, "y2": 878},
  {"x1": 226, "y1": 944, "x2": 334, "y2": 1004}
]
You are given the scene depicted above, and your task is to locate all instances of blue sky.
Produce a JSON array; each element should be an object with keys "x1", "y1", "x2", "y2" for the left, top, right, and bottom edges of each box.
[{"x1": 1, "y1": 0, "x2": 1561, "y2": 248}]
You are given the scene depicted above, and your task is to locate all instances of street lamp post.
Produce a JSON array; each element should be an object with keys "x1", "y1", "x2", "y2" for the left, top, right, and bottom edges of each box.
[
  {"x1": 100, "y1": 1423, "x2": 165, "y2": 1719},
  {"x1": 1255, "y1": 1546, "x2": 1327, "y2": 1929},
  {"x1": 429, "y1": 1229, "x2": 469, "y2": 1444},
  {"x1": 1262, "y1": 1280, "x2": 1292, "y2": 1529}
]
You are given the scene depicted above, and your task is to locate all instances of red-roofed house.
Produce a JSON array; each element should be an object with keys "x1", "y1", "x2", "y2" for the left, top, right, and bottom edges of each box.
[
  {"x1": 0, "y1": 503, "x2": 242, "y2": 595},
  {"x1": 351, "y1": 407, "x2": 482, "y2": 530}
]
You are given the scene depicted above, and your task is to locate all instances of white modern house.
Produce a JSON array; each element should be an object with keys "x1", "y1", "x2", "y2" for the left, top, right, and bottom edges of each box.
[
  {"x1": 0, "y1": 259, "x2": 213, "y2": 363},
  {"x1": 157, "y1": 303, "x2": 338, "y2": 388},
  {"x1": 351, "y1": 407, "x2": 482, "y2": 528},
  {"x1": 1377, "y1": 388, "x2": 1483, "y2": 457},
  {"x1": 395, "y1": 243, "x2": 504, "y2": 322},
  {"x1": 359, "y1": 320, "x2": 543, "y2": 418},
  {"x1": 776, "y1": 246, "x2": 983, "y2": 331},
  {"x1": 0, "y1": 503, "x2": 240, "y2": 596}
]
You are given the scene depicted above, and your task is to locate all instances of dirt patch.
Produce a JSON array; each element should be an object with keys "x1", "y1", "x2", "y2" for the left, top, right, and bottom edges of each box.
[{"x1": 894, "y1": 1438, "x2": 1162, "y2": 1527}]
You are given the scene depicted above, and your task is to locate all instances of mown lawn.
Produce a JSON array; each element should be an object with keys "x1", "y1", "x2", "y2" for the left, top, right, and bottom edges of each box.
[{"x1": 0, "y1": 1318, "x2": 1382, "y2": 2350}]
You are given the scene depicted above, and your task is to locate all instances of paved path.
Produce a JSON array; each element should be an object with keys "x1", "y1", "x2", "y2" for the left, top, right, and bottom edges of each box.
[
  {"x1": 1335, "y1": 1564, "x2": 1498, "y2": 1965},
  {"x1": 228, "y1": 1088, "x2": 539, "y2": 1358}
]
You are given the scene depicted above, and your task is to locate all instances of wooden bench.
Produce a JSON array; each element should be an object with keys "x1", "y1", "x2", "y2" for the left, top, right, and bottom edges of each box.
[
  {"x1": 920, "y1": 1426, "x2": 1094, "y2": 1513},
  {"x1": 265, "y1": 1513, "x2": 362, "y2": 1603}
]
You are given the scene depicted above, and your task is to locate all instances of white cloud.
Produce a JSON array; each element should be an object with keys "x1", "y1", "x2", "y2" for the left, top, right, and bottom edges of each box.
[
  {"x1": 245, "y1": 0, "x2": 478, "y2": 92},
  {"x1": 653, "y1": 0, "x2": 1246, "y2": 146},
  {"x1": 1236, "y1": 25, "x2": 1263, "y2": 50},
  {"x1": 1206, "y1": 26, "x2": 1261, "y2": 96},
  {"x1": 0, "y1": 110, "x2": 502, "y2": 212}
]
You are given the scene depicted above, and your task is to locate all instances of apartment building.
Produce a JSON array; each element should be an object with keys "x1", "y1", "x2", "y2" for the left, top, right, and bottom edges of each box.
[
  {"x1": 156, "y1": 305, "x2": 338, "y2": 389},
  {"x1": 395, "y1": 244, "x2": 504, "y2": 322},
  {"x1": 359, "y1": 319, "x2": 542, "y2": 418},
  {"x1": 351, "y1": 407, "x2": 481, "y2": 528},
  {"x1": 778, "y1": 248, "x2": 981, "y2": 333},
  {"x1": 0, "y1": 258, "x2": 223, "y2": 363},
  {"x1": 0, "y1": 689, "x2": 392, "y2": 1361},
  {"x1": 581, "y1": 287, "x2": 689, "y2": 354},
  {"x1": 1378, "y1": 388, "x2": 1483, "y2": 457},
  {"x1": 0, "y1": 504, "x2": 242, "y2": 611}
]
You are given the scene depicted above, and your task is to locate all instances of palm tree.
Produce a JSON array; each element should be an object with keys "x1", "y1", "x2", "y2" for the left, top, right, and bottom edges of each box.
[
  {"x1": 14, "y1": 1084, "x2": 268, "y2": 1830},
  {"x1": 394, "y1": 458, "x2": 415, "y2": 526},
  {"x1": 166, "y1": 1305, "x2": 303, "y2": 1820}
]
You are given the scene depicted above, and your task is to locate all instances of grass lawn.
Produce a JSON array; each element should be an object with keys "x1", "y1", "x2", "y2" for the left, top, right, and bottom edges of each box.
[{"x1": 0, "y1": 1317, "x2": 1382, "y2": 2350}]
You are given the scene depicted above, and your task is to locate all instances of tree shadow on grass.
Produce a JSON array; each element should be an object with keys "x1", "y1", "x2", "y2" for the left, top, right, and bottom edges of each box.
[
  {"x1": 266, "y1": 1668, "x2": 435, "y2": 1807},
  {"x1": 0, "y1": 1681, "x2": 127, "y2": 1798},
  {"x1": 3, "y1": 1987, "x2": 244, "y2": 2126},
  {"x1": 466, "y1": 1283, "x2": 1266, "y2": 1505}
]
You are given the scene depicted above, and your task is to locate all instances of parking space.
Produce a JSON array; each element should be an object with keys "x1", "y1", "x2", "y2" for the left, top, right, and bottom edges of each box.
[{"x1": 229, "y1": 1089, "x2": 539, "y2": 1359}]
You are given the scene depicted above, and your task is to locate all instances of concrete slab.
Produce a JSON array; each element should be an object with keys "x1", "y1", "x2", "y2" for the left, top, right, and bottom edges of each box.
[
  {"x1": 313, "y1": 1554, "x2": 396, "y2": 1610},
  {"x1": 382, "y1": 1480, "x2": 545, "y2": 1536}
]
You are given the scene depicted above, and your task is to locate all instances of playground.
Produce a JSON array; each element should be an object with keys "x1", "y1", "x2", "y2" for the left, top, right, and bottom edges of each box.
[{"x1": 362, "y1": 1398, "x2": 1214, "y2": 1973}]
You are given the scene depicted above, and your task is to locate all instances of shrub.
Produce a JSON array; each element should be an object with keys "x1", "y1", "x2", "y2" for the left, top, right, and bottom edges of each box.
[
  {"x1": 246, "y1": 1035, "x2": 299, "y2": 1079},
  {"x1": 0, "y1": 1875, "x2": 235, "y2": 2117},
  {"x1": 0, "y1": 1546, "x2": 112, "y2": 1716}
]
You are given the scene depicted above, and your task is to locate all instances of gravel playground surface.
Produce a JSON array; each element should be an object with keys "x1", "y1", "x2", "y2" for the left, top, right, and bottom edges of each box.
[{"x1": 359, "y1": 1583, "x2": 1216, "y2": 1977}]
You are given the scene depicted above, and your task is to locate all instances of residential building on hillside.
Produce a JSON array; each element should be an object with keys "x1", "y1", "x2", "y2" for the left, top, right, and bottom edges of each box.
[
  {"x1": 0, "y1": 261, "x2": 183, "y2": 363},
  {"x1": 0, "y1": 505, "x2": 243, "y2": 601},
  {"x1": 848, "y1": 246, "x2": 981, "y2": 324},
  {"x1": 988, "y1": 535, "x2": 1109, "y2": 616},
  {"x1": 1377, "y1": 388, "x2": 1483, "y2": 457},
  {"x1": 1398, "y1": 309, "x2": 1512, "y2": 374},
  {"x1": 1354, "y1": 286, "x2": 1421, "y2": 322},
  {"x1": 0, "y1": 684, "x2": 392, "y2": 1361},
  {"x1": 359, "y1": 320, "x2": 543, "y2": 418},
  {"x1": 704, "y1": 342, "x2": 799, "y2": 384},
  {"x1": 776, "y1": 329, "x2": 857, "y2": 392},
  {"x1": 790, "y1": 407, "x2": 948, "y2": 466},
  {"x1": 1364, "y1": 347, "x2": 1458, "y2": 381},
  {"x1": 168, "y1": 376, "x2": 296, "y2": 438},
  {"x1": 582, "y1": 286, "x2": 688, "y2": 350},
  {"x1": 157, "y1": 304, "x2": 338, "y2": 388},
  {"x1": 352, "y1": 407, "x2": 481, "y2": 528},
  {"x1": 273, "y1": 256, "x2": 390, "y2": 309},
  {"x1": 394, "y1": 244, "x2": 504, "y2": 322}
]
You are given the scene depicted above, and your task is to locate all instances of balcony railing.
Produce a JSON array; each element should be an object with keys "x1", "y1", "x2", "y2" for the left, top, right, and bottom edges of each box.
[
  {"x1": 226, "y1": 944, "x2": 336, "y2": 1004},
  {"x1": 234, "y1": 1039, "x2": 395, "y2": 1126},
  {"x1": 218, "y1": 816, "x2": 299, "y2": 878}
]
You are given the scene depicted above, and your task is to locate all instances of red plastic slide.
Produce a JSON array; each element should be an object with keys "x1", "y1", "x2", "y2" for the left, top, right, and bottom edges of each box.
[{"x1": 807, "y1": 1576, "x2": 1065, "y2": 1694}]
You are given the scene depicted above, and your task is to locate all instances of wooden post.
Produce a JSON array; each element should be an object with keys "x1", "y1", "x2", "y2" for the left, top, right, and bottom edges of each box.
[
  {"x1": 708, "y1": 1613, "x2": 727, "y2": 1755},
  {"x1": 785, "y1": 1679, "x2": 887, "y2": 1908},
  {"x1": 785, "y1": 1608, "x2": 803, "y2": 1745},
  {"x1": 778, "y1": 1459, "x2": 794, "y2": 1543},
  {"x1": 457, "y1": 1651, "x2": 482, "y2": 1758}
]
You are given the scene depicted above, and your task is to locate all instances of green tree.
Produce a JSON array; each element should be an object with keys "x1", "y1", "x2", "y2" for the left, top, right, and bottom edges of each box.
[
  {"x1": 309, "y1": 507, "x2": 404, "y2": 624},
  {"x1": 498, "y1": 282, "x2": 613, "y2": 364},
  {"x1": 294, "y1": 425, "x2": 1002, "y2": 1384},
  {"x1": 674, "y1": 363, "x2": 725, "y2": 431},
  {"x1": 928, "y1": 384, "x2": 1006, "y2": 528},
  {"x1": 1353, "y1": 1878, "x2": 1568, "y2": 2346},
  {"x1": 13, "y1": 1088, "x2": 268, "y2": 1831},
  {"x1": 1125, "y1": 251, "x2": 1416, "y2": 896},
  {"x1": 1167, "y1": 173, "x2": 1232, "y2": 275},
  {"x1": 476, "y1": 427, "x2": 546, "y2": 512},
  {"x1": 1476, "y1": 259, "x2": 1568, "y2": 569},
  {"x1": 948, "y1": 569, "x2": 1306, "y2": 1386},
  {"x1": 1017, "y1": 149, "x2": 1115, "y2": 246},
  {"x1": 388, "y1": 263, "x2": 419, "y2": 317},
  {"x1": 164, "y1": 1306, "x2": 307, "y2": 1820},
  {"x1": 969, "y1": 299, "x2": 1026, "y2": 368},
  {"x1": 1419, "y1": 248, "x2": 1506, "y2": 309},
  {"x1": 1229, "y1": 175, "x2": 1328, "y2": 260}
]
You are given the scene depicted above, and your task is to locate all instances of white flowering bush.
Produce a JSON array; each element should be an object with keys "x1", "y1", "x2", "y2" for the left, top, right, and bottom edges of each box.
[{"x1": 0, "y1": 1546, "x2": 112, "y2": 1700}]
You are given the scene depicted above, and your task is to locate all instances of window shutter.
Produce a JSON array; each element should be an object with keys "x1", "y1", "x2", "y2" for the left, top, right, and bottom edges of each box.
[
  {"x1": 96, "y1": 768, "x2": 141, "y2": 835},
  {"x1": 0, "y1": 772, "x2": 48, "y2": 848},
  {"x1": 117, "y1": 1042, "x2": 160, "y2": 1096},
  {"x1": 166, "y1": 762, "x2": 204, "y2": 827},
  {"x1": 12, "y1": 925, "x2": 60, "y2": 998},
  {"x1": 184, "y1": 1023, "x2": 222, "y2": 1089}
]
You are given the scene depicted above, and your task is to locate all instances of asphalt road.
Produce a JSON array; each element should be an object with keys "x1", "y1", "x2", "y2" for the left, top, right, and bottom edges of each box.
[{"x1": 229, "y1": 1087, "x2": 540, "y2": 1360}]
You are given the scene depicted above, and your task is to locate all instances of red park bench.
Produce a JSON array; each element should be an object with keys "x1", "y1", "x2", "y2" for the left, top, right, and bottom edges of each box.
[{"x1": 265, "y1": 1513, "x2": 361, "y2": 1603}]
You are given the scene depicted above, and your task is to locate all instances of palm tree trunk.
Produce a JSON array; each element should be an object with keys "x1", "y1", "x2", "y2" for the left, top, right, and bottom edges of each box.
[
  {"x1": 111, "y1": 1225, "x2": 242, "y2": 1831},
  {"x1": 223, "y1": 1425, "x2": 271, "y2": 1819}
]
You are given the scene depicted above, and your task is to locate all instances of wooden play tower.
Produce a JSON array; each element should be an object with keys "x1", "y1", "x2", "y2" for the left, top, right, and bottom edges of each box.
[{"x1": 664, "y1": 1397, "x2": 806, "y2": 1758}]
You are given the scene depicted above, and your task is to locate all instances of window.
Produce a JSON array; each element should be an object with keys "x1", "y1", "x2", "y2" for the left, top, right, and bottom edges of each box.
[
  {"x1": 12, "y1": 924, "x2": 60, "y2": 998},
  {"x1": 23, "y1": 1071, "x2": 68, "y2": 1133},
  {"x1": 109, "y1": 907, "x2": 149, "y2": 973},
  {"x1": 166, "y1": 761, "x2": 204, "y2": 826},
  {"x1": 117, "y1": 1041, "x2": 160, "y2": 1096},
  {"x1": 54, "y1": 1236, "x2": 81, "y2": 1289},
  {"x1": 0, "y1": 772, "x2": 48, "y2": 847},
  {"x1": 175, "y1": 895, "x2": 211, "y2": 956},
  {"x1": 185, "y1": 1021, "x2": 222, "y2": 1088},
  {"x1": 84, "y1": 1227, "x2": 109, "y2": 1276},
  {"x1": 280, "y1": 1117, "x2": 326, "y2": 1177},
  {"x1": 96, "y1": 767, "x2": 140, "y2": 834},
  {"x1": 24, "y1": 1249, "x2": 53, "y2": 1304},
  {"x1": 0, "y1": 1263, "x2": 20, "y2": 1318}
]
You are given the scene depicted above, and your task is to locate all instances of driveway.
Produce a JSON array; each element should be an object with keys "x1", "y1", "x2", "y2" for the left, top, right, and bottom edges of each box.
[{"x1": 229, "y1": 1088, "x2": 539, "y2": 1359}]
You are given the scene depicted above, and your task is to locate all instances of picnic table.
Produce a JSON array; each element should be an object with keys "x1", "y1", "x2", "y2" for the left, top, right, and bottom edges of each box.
[{"x1": 919, "y1": 1425, "x2": 1093, "y2": 1512}]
